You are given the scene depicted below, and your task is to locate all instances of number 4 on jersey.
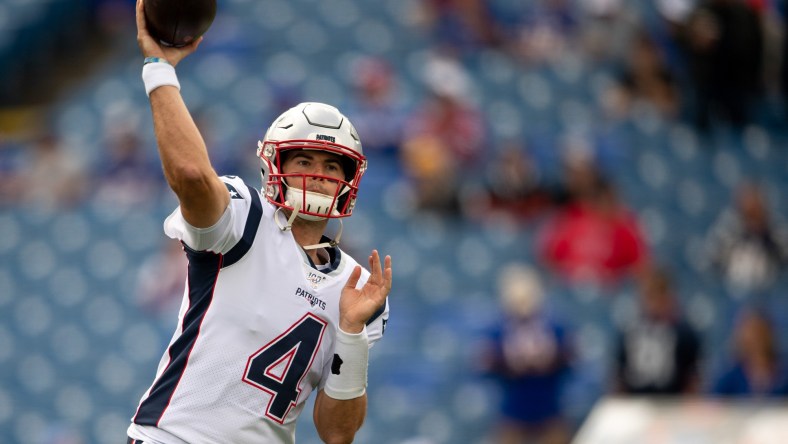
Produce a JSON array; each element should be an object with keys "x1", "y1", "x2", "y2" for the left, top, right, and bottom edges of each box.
[{"x1": 243, "y1": 313, "x2": 327, "y2": 423}]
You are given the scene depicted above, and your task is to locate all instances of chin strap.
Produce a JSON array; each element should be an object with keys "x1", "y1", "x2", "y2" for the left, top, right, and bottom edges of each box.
[
  {"x1": 275, "y1": 199, "x2": 302, "y2": 232},
  {"x1": 302, "y1": 219, "x2": 343, "y2": 251},
  {"x1": 274, "y1": 200, "x2": 344, "y2": 251}
]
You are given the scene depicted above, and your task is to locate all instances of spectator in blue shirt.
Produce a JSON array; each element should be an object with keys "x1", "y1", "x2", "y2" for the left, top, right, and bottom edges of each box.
[
  {"x1": 712, "y1": 308, "x2": 788, "y2": 398},
  {"x1": 478, "y1": 263, "x2": 573, "y2": 444}
]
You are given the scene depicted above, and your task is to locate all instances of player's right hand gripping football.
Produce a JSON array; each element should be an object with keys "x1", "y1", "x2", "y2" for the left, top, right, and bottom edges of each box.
[
  {"x1": 340, "y1": 251, "x2": 392, "y2": 334},
  {"x1": 136, "y1": 0, "x2": 201, "y2": 67}
]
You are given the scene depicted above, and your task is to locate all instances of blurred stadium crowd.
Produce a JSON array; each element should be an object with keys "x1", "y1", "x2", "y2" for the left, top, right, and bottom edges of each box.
[{"x1": 1, "y1": 0, "x2": 788, "y2": 443}]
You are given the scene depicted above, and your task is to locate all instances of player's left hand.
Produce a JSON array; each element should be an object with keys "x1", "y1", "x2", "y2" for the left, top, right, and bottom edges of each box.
[{"x1": 339, "y1": 250, "x2": 391, "y2": 334}]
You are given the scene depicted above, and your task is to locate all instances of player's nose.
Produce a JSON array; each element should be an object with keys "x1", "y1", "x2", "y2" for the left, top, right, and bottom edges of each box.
[{"x1": 309, "y1": 164, "x2": 328, "y2": 178}]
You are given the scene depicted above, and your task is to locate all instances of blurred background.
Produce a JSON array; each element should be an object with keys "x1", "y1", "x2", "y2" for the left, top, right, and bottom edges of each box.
[{"x1": 1, "y1": 0, "x2": 788, "y2": 443}]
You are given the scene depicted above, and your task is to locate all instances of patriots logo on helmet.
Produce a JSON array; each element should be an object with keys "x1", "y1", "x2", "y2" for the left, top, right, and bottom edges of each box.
[{"x1": 315, "y1": 134, "x2": 336, "y2": 143}]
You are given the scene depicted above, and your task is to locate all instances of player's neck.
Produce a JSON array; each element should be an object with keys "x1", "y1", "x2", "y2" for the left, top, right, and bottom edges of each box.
[
  {"x1": 290, "y1": 218, "x2": 330, "y2": 264},
  {"x1": 302, "y1": 245, "x2": 328, "y2": 265}
]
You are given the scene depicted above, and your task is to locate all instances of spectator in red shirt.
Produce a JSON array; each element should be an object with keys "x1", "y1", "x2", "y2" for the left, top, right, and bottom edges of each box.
[{"x1": 538, "y1": 151, "x2": 649, "y2": 286}]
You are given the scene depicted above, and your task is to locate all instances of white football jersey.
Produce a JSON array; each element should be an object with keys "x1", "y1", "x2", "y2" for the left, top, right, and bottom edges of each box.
[{"x1": 127, "y1": 176, "x2": 388, "y2": 444}]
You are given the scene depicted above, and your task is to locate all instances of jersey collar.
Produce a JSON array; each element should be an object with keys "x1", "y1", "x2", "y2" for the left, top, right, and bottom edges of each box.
[{"x1": 301, "y1": 235, "x2": 342, "y2": 273}]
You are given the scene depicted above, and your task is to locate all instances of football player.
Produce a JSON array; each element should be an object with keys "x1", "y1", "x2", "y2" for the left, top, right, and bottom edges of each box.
[{"x1": 128, "y1": 1, "x2": 392, "y2": 443}]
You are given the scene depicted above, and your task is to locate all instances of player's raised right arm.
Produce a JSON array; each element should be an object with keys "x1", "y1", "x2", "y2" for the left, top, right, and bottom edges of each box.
[{"x1": 136, "y1": 0, "x2": 229, "y2": 228}]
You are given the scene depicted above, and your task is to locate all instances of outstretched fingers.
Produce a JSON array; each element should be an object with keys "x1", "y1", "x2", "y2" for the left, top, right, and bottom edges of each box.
[
  {"x1": 383, "y1": 254, "x2": 392, "y2": 294},
  {"x1": 368, "y1": 250, "x2": 380, "y2": 281},
  {"x1": 344, "y1": 265, "x2": 362, "y2": 291},
  {"x1": 367, "y1": 250, "x2": 392, "y2": 297}
]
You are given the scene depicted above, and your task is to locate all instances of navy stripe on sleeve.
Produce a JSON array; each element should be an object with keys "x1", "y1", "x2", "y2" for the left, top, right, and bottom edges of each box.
[
  {"x1": 222, "y1": 185, "x2": 263, "y2": 268},
  {"x1": 133, "y1": 249, "x2": 223, "y2": 426},
  {"x1": 366, "y1": 299, "x2": 387, "y2": 326},
  {"x1": 134, "y1": 185, "x2": 261, "y2": 425}
]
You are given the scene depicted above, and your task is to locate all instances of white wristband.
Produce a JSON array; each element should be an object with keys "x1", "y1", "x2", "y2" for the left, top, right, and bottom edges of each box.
[
  {"x1": 142, "y1": 61, "x2": 180, "y2": 97},
  {"x1": 324, "y1": 327, "x2": 369, "y2": 400}
]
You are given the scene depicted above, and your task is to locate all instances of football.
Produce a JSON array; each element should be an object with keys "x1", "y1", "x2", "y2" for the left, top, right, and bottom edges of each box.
[{"x1": 143, "y1": 0, "x2": 217, "y2": 48}]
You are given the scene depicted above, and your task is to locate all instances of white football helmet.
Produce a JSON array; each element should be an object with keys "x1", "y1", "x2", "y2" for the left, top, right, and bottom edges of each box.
[{"x1": 257, "y1": 102, "x2": 367, "y2": 221}]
